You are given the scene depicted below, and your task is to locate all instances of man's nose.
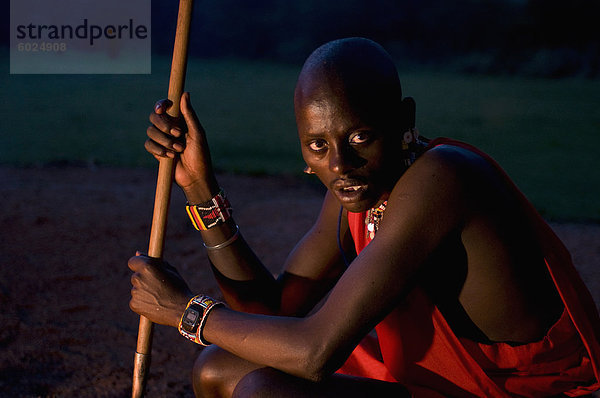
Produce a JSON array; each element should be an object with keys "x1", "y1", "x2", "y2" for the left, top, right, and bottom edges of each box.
[{"x1": 329, "y1": 145, "x2": 355, "y2": 175}]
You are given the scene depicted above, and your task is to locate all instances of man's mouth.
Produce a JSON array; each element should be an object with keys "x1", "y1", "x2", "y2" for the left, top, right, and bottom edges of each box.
[
  {"x1": 332, "y1": 179, "x2": 369, "y2": 203},
  {"x1": 341, "y1": 185, "x2": 363, "y2": 192}
]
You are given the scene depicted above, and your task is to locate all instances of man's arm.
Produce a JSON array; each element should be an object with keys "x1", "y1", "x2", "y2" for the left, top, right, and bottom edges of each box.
[
  {"x1": 195, "y1": 149, "x2": 467, "y2": 380},
  {"x1": 128, "y1": 190, "x2": 352, "y2": 323},
  {"x1": 200, "y1": 190, "x2": 350, "y2": 316},
  {"x1": 129, "y1": 147, "x2": 466, "y2": 379},
  {"x1": 278, "y1": 190, "x2": 353, "y2": 316}
]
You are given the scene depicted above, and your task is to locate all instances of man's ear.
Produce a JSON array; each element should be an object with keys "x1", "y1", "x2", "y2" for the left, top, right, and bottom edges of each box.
[{"x1": 401, "y1": 97, "x2": 416, "y2": 131}]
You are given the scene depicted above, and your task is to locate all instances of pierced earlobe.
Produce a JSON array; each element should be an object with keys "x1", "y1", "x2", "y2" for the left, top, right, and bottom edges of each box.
[
  {"x1": 401, "y1": 127, "x2": 425, "y2": 167},
  {"x1": 303, "y1": 166, "x2": 315, "y2": 174}
]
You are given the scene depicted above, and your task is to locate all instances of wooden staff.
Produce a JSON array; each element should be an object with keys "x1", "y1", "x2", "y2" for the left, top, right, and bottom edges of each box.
[{"x1": 132, "y1": 0, "x2": 194, "y2": 396}]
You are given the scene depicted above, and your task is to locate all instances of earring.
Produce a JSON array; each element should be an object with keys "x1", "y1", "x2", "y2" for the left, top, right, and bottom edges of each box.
[
  {"x1": 401, "y1": 127, "x2": 424, "y2": 167},
  {"x1": 303, "y1": 166, "x2": 315, "y2": 174}
]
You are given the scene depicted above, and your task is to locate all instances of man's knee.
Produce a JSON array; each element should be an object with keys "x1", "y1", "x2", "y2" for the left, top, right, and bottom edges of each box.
[
  {"x1": 232, "y1": 368, "x2": 284, "y2": 398},
  {"x1": 232, "y1": 368, "x2": 412, "y2": 398},
  {"x1": 193, "y1": 345, "x2": 231, "y2": 397},
  {"x1": 193, "y1": 345, "x2": 264, "y2": 398}
]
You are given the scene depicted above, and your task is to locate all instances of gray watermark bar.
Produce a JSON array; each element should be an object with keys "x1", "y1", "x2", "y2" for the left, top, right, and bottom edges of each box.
[{"x1": 10, "y1": 0, "x2": 151, "y2": 74}]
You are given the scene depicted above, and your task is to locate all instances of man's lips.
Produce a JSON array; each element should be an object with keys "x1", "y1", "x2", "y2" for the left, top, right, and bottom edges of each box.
[
  {"x1": 332, "y1": 178, "x2": 368, "y2": 190},
  {"x1": 331, "y1": 178, "x2": 369, "y2": 202}
]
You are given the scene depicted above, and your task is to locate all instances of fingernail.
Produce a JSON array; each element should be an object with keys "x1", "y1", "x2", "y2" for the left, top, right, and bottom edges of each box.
[
  {"x1": 166, "y1": 151, "x2": 175, "y2": 158},
  {"x1": 173, "y1": 143, "x2": 184, "y2": 152},
  {"x1": 171, "y1": 128, "x2": 181, "y2": 137}
]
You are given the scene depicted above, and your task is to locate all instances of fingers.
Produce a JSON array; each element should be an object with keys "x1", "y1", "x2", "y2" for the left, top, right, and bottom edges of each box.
[
  {"x1": 128, "y1": 255, "x2": 162, "y2": 300},
  {"x1": 128, "y1": 254, "x2": 147, "y2": 272},
  {"x1": 149, "y1": 109, "x2": 183, "y2": 138},
  {"x1": 150, "y1": 93, "x2": 201, "y2": 139},
  {"x1": 146, "y1": 96, "x2": 193, "y2": 160},
  {"x1": 128, "y1": 253, "x2": 191, "y2": 326},
  {"x1": 127, "y1": 253, "x2": 162, "y2": 272},
  {"x1": 149, "y1": 98, "x2": 183, "y2": 141},
  {"x1": 180, "y1": 92, "x2": 206, "y2": 142},
  {"x1": 145, "y1": 125, "x2": 184, "y2": 159},
  {"x1": 153, "y1": 99, "x2": 173, "y2": 115}
]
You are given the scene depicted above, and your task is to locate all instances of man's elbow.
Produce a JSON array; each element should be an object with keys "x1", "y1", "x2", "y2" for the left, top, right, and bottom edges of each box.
[
  {"x1": 295, "y1": 343, "x2": 341, "y2": 383},
  {"x1": 299, "y1": 363, "x2": 328, "y2": 383}
]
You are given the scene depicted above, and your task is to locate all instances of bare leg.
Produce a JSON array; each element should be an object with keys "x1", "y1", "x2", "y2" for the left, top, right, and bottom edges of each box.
[
  {"x1": 194, "y1": 345, "x2": 409, "y2": 398},
  {"x1": 232, "y1": 367, "x2": 410, "y2": 398},
  {"x1": 193, "y1": 345, "x2": 265, "y2": 398}
]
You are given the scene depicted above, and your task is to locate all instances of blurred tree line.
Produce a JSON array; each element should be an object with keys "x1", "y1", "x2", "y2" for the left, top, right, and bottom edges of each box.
[{"x1": 152, "y1": 0, "x2": 599, "y2": 78}]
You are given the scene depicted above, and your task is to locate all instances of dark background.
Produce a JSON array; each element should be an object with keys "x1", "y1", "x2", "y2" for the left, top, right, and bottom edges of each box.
[
  {"x1": 3, "y1": 0, "x2": 598, "y2": 78},
  {"x1": 148, "y1": 0, "x2": 599, "y2": 78},
  {"x1": 1, "y1": 2, "x2": 599, "y2": 396}
]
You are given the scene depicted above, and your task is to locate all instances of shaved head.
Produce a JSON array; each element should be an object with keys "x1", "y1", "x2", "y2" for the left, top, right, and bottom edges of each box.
[{"x1": 294, "y1": 38, "x2": 405, "y2": 130}]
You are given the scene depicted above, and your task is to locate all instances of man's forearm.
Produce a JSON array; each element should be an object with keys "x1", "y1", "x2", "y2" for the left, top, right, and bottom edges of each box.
[{"x1": 200, "y1": 219, "x2": 281, "y2": 313}]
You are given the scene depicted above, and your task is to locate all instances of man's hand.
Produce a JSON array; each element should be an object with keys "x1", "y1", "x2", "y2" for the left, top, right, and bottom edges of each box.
[
  {"x1": 128, "y1": 253, "x2": 194, "y2": 328},
  {"x1": 145, "y1": 92, "x2": 220, "y2": 203}
]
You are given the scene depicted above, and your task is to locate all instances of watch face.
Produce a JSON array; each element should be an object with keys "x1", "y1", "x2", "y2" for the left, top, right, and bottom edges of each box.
[{"x1": 182, "y1": 306, "x2": 201, "y2": 332}]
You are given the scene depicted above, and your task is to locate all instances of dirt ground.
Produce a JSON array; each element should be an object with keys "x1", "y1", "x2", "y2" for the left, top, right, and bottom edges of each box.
[{"x1": 0, "y1": 166, "x2": 598, "y2": 397}]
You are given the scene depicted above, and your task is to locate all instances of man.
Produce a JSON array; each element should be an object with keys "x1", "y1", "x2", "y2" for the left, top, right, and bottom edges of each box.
[{"x1": 129, "y1": 38, "x2": 600, "y2": 397}]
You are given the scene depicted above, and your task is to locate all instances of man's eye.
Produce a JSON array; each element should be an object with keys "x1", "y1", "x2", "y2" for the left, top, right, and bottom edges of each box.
[
  {"x1": 350, "y1": 132, "x2": 370, "y2": 145},
  {"x1": 309, "y1": 140, "x2": 327, "y2": 152}
]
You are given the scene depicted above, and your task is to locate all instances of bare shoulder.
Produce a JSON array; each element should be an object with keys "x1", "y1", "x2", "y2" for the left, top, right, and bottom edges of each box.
[
  {"x1": 380, "y1": 144, "x2": 486, "y2": 246},
  {"x1": 407, "y1": 143, "x2": 499, "y2": 189},
  {"x1": 414, "y1": 143, "x2": 535, "y2": 238},
  {"x1": 393, "y1": 143, "x2": 520, "y2": 219},
  {"x1": 399, "y1": 143, "x2": 563, "y2": 343}
]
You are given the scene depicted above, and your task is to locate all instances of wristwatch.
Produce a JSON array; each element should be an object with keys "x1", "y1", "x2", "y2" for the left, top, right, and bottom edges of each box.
[
  {"x1": 178, "y1": 295, "x2": 224, "y2": 345},
  {"x1": 180, "y1": 303, "x2": 204, "y2": 334}
]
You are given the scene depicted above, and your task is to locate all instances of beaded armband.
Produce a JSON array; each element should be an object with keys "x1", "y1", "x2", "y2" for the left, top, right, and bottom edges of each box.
[
  {"x1": 178, "y1": 295, "x2": 225, "y2": 346},
  {"x1": 185, "y1": 189, "x2": 232, "y2": 230}
]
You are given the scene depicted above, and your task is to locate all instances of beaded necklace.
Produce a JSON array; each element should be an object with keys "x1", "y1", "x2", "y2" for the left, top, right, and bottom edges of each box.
[
  {"x1": 366, "y1": 201, "x2": 387, "y2": 240},
  {"x1": 364, "y1": 128, "x2": 424, "y2": 240}
]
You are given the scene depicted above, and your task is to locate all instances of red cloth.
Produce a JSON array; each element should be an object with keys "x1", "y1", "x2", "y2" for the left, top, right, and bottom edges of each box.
[{"x1": 336, "y1": 138, "x2": 600, "y2": 397}]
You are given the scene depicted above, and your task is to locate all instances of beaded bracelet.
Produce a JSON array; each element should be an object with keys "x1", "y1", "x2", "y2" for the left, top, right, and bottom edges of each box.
[
  {"x1": 197, "y1": 297, "x2": 224, "y2": 346},
  {"x1": 185, "y1": 189, "x2": 232, "y2": 231},
  {"x1": 178, "y1": 295, "x2": 225, "y2": 346}
]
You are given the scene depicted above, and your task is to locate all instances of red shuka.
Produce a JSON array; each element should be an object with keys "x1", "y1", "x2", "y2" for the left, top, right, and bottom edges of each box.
[{"x1": 337, "y1": 138, "x2": 600, "y2": 397}]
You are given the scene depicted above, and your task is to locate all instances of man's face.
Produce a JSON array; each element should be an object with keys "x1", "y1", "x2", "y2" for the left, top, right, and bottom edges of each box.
[{"x1": 296, "y1": 92, "x2": 400, "y2": 213}]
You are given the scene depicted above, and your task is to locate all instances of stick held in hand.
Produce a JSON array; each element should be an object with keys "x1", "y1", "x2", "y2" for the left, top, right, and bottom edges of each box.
[{"x1": 132, "y1": 1, "x2": 194, "y2": 397}]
